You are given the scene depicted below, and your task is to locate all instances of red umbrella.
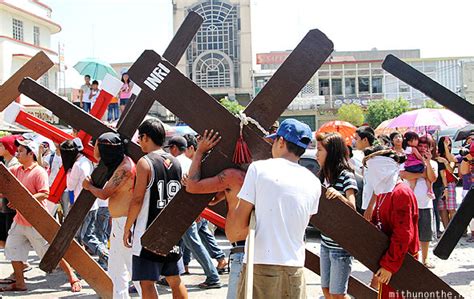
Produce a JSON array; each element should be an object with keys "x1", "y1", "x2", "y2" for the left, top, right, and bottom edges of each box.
[{"x1": 317, "y1": 120, "x2": 356, "y2": 145}]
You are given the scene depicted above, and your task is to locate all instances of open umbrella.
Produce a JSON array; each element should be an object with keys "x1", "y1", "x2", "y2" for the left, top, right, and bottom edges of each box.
[
  {"x1": 317, "y1": 120, "x2": 356, "y2": 145},
  {"x1": 73, "y1": 58, "x2": 118, "y2": 80},
  {"x1": 453, "y1": 124, "x2": 474, "y2": 141},
  {"x1": 387, "y1": 108, "x2": 469, "y2": 130},
  {"x1": 375, "y1": 118, "x2": 395, "y2": 136}
]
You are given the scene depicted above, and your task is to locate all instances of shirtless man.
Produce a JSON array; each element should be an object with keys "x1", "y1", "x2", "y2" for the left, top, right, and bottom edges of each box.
[
  {"x1": 82, "y1": 132, "x2": 140, "y2": 298},
  {"x1": 182, "y1": 130, "x2": 245, "y2": 299}
]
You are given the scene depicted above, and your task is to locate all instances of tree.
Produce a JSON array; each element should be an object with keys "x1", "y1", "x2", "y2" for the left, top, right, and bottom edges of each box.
[
  {"x1": 424, "y1": 99, "x2": 441, "y2": 109},
  {"x1": 337, "y1": 104, "x2": 365, "y2": 126},
  {"x1": 219, "y1": 97, "x2": 244, "y2": 115},
  {"x1": 365, "y1": 98, "x2": 410, "y2": 128}
]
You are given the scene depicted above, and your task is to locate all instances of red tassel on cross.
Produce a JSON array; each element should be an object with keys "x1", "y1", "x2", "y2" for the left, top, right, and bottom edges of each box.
[{"x1": 232, "y1": 135, "x2": 252, "y2": 164}]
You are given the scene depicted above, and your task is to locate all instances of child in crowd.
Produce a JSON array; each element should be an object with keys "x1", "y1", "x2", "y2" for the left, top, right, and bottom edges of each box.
[{"x1": 403, "y1": 132, "x2": 434, "y2": 198}]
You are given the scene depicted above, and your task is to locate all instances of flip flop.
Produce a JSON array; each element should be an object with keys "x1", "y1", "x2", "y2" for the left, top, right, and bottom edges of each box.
[
  {"x1": 70, "y1": 279, "x2": 82, "y2": 292},
  {"x1": 0, "y1": 283, "x2": 27, "y2": 292},
  {"x1": 198, "y1": 281, "x2": 222, "y2": 289},
  {"x1": 423, "y1": 262, "x2": 435, "y2": 269},
  {"x1": 0, "y1": 279, "x2": 15, "y2": 284}
]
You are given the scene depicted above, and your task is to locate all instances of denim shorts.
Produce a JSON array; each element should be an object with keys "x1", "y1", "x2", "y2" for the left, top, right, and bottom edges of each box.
[{"x1": 320, "y1": 244, "x2": 353, "y2": 295}]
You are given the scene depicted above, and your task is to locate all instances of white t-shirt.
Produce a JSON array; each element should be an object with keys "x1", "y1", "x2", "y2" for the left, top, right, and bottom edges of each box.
[
  {"x1": 81, "y1": 84, "x2": 91, "y2": 103},
  {"x1": 237, "y1": 158, "x2": 321, "y2": 267},
  {"x1": 66, "y1": 155, "x2": 98, "y2": 210},
  {"x1": 176, "y1": 153, "x2": 191, "y2": 175},
  {"x1": 44, "y1": 152, "x2": 62, "y2": 186},
  {"x1": 401, "y1": 160, "x2": 438, "y2": 209}
]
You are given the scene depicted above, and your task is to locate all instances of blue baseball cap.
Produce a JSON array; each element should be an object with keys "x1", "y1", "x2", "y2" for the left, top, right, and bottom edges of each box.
[{"x1": 266, "y1": 118, "x2": 312, "y2": 149}]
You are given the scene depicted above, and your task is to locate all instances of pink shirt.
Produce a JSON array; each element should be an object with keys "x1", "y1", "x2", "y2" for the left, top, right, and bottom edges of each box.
[
  {"x1": 119, "y1": 82, "x2": 133, "y2": 99},
  {"x1": 9, "y1": 163, "x2": 49, "y2": 226}
]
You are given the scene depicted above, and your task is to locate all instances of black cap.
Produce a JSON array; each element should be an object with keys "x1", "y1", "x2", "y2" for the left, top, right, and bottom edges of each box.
[{"x1": 164, "y1": 136, "x2": 187, "y2": 150}]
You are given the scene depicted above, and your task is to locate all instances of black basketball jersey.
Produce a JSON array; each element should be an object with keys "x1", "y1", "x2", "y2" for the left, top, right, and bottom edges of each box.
[{"x1": 133, "y1": 151, "x2": 183, "y2": 263}]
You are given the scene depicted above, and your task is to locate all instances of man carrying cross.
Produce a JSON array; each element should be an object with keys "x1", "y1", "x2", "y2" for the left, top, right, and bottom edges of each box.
[
  {"x1": 124, "y1": 119, "x2": 187, "y2": 299},
  {"x1": 226, "y1": 119, "x2": 321, "y2": 299},
  {"x1": 82, "y1": 132, "x2": 141, "y2": 298},
  {"x1": 1, "y1": 139, "x2": 81, "y2": 292}
]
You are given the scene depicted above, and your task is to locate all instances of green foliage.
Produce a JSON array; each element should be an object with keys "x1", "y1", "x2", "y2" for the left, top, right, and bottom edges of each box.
[
  {"x1": 219, "y1": 97, "x2": 244, "y2": 115},
  {"x1": 424, "y1": 99, "x2": 441, "y2": 109},
  {"x1": 337, "y1": 104, "x2": 365, "y2": 126},
  {"x1": 0, "y1": 131, "x2": 10, "y2": 137},
  {"x1": 366, "y1": 98, "x2": 410, "y2": 128}
]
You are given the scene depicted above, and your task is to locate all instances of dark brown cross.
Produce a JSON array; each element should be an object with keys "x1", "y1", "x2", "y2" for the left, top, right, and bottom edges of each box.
[
  {"x1": 0, "y1": 164, "x2": 113, "y2": 298},
  {"x1": 0, "y1": 52, "x2": 115, "y2": 297},
  {"x1": 382, "y1": 54, "x2": 474, "y2": 260},
  {"x1": 126, "y1": 29, "x2": 333, "y2": 253},
  {"x1": 128, "y1": 35, "x2": 460, "y2": 295},
  {"x1": 16, "y1": 12, "x2": 203, "y2": 273}
]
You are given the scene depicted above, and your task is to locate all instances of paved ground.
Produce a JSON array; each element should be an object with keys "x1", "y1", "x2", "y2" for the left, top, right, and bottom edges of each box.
[{"x1": 0, "y1": 227, "x2": 473, "y2": 298}]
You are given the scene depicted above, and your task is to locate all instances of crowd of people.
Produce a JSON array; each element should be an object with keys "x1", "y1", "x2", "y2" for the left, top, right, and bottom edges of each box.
[
  {"x1": 72, "y1": 73, "x2": 134, "y2": 122},
  {"x1": 0, "y1": 117, "x2": 473, "y2": 298}
]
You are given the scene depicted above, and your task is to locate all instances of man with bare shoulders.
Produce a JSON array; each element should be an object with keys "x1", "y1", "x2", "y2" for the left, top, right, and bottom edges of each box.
[
  {"x1": 82, "y1": 132, "x2": 140, "y2": 298},
  {"x1": 182, "y1": 129, "x2": 246, "y2": 299}
]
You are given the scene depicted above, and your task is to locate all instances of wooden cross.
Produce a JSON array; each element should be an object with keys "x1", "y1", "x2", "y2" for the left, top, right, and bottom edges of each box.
[
  {"x1": 0, "y1": 53, "x2": 112, "y2": 297},
  {"x1": 127, "y1": 29, "x2": 333, "y2": 253},
  {"x1": 0, "y1": 165, "x2": 113, "y2": 298},
  {"x1": 382, "y1": 54, "x2": 474, "y2": 260},
  {"x1": 127, "y1": 33, "x2": 460, "y2": 295},
  {"x1": 16, "y1": 12, "x2": 203, "y2": 273}
]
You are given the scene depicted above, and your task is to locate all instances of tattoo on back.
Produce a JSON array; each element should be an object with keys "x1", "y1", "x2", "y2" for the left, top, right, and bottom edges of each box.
[{"x1": 111, "y1": 169, "x2": 128, "y2": 187}]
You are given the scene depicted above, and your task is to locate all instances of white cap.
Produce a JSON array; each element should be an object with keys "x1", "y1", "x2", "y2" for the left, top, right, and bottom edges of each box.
[
  {"x1": 72, "y1": 138, "x2": 84, "y2": 151},
  {"x1": 15, "y1": 139, "x2": 40, "y2": 159}
]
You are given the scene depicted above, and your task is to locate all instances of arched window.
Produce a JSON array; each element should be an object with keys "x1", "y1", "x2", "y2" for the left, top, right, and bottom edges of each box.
[{"x1": 187, "y1": 0, "x2": 240, "y2": 88}]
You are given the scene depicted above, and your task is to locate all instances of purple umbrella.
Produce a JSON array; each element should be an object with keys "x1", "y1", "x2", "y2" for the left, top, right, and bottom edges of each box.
[{"x1": 387, "y1": 108, "x2": 469, "y2": 129}]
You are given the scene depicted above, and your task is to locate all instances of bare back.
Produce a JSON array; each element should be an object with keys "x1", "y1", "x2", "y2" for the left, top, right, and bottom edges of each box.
[{"x1": 106, "y1": 157, "x2": 135, "y2": 218}]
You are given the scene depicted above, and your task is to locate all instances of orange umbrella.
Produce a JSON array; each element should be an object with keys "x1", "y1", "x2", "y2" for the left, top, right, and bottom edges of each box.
[{"x1": 317, "y1": 120, "x2": 356, "y2": 145}]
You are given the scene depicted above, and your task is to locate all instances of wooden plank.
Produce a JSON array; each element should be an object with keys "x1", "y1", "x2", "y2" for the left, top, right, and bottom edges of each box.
[
  {"x1": 304, "y1": 249, "x2": 378, "y2": 299},
  {"x1": 434, "y1": 190, "x2": 474, "y2": 259},
  {"x1": 243, "y1": 29, "x2": 333, "y2": 129},
  {"x1": 0, "y1": 51, "x2": 53, "y2": 111},
  {"x1": 117, "y1": 11, "x2": 203, "y2": 132},
  {"x1": 382, "y1": 54, "x2": 474, "y2": 123},
  {"x1": 310, "y1": 187, "x2": 460, "y2": 296},
  {"x1": 18, "y1": 78, "x2": 144, "y2": 161},
  {"x1": 0, "y1": 164, "x2": 112, "y2": 299}
]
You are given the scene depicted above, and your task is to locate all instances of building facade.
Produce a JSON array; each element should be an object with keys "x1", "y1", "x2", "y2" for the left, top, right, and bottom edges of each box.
[
  {"x1": 173, "y1": 0, "x2": 253, "y2": 105},
  {"x1": 0, "y1": 0, "x2": 61, "y2": 123},
  {"x1": 254, "y1": 49, "x2": 474, "y2": 130}
]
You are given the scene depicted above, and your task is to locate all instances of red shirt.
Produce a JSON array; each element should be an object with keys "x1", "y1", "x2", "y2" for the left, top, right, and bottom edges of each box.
[
  {"x1": 371, "y1": 183, "x2": 419, "y2": 274},
  {"x1": 9, "y1": 163, "x2": 49, "y2": 226}
]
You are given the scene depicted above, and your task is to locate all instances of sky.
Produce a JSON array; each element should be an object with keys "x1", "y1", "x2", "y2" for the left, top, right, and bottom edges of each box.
[{"x1": 43, "y1": 0, "x2": 474, "y2": 87}]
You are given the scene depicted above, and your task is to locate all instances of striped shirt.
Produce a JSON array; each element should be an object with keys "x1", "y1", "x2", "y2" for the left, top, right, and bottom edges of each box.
[{"x1": 321, "y1": 169, "x2": 358, "y2": 249}]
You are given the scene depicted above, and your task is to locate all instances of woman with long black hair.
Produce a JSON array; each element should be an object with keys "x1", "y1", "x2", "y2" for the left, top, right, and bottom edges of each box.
[{"x1": 316, "y1": 132, "x2": 357, "y2": 299}]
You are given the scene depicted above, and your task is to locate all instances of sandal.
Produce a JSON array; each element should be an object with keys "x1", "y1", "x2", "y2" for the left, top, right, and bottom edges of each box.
[
  {"x1": 0, "y1": 283, "x2": 28, "y2": 292},
  {"x1": 198, "y1": 281, "x2": 222, "y2": 289},
  {"x1": 0, "y1": 278, "x2": 15, "y2": 284},
  {"x1": 70, "y1": 279, "x2": 82, "y2": 292},
  {"x1": 217, "y1": 266, "x2": 229, "y2": 274}
]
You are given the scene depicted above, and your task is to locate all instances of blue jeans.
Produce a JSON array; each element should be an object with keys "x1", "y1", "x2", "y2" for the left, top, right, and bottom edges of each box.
[
  {"x1": 197, "y1": 219, "x2": 226, "y2": 261},
  {"x1": 183, "y1": 245, "x2": 191, "y2": 266},
  {"x1": 226, "y1": 251, "x2": 244, "y2": 299},
  {"x1": 95, "y1": 207, "x2": 111, "y2": 246},
  {"x1": 107, "y1": 103, "x2": 119, "y2": 121},
  {"x1": 182, "y1": 222, "x2": 220, "y2": 284},
  {"x1": 80, "y1": 209, "x2": 108, "y2": 266},
  {"x1": 320, "y1": 244, "x2": 352, "y2": 295},
  {"x1": 82, "y1": 102, "x2": 91, "y2": 112}
]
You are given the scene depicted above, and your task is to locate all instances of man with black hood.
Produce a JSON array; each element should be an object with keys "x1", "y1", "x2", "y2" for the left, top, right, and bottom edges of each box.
[{"x1": 82, "y1": 132, "x2": 141, "y2": 298}]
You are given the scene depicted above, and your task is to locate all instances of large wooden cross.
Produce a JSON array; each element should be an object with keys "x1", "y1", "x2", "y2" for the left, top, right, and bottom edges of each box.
[
  {"x1": 127, "y1": 33, "x2": 461, "y2": 296},
  {"x1": 16, "y1": 12, "x2": 203, "y2": 273},
  {"x1": 0, "y1": 52, "x2": 112, "y2": 297},
  {"x1": 382, "y1": 54, "x2": 474, "y2": 260}
]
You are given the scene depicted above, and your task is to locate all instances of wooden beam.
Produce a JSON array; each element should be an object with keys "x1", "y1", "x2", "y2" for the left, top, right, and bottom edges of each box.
[
  {"x1": 0, "y1": 51, "x2": 53, "y2": 111},
  {"x1": 0, "y1": 164, "x2": 112, "y2": 299},
  {"x1": 310, "y1": 187, "x2": 460, "y2": 296},
  {"x1": 131, "y1": 30, "x2": 334, "y2": 254},
  {"x1": 382, "y1": 54, "x2": 474, "y2": 123},
  {"x1": 434, "y1": 190, "x2": 474, "y2": 259}
]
